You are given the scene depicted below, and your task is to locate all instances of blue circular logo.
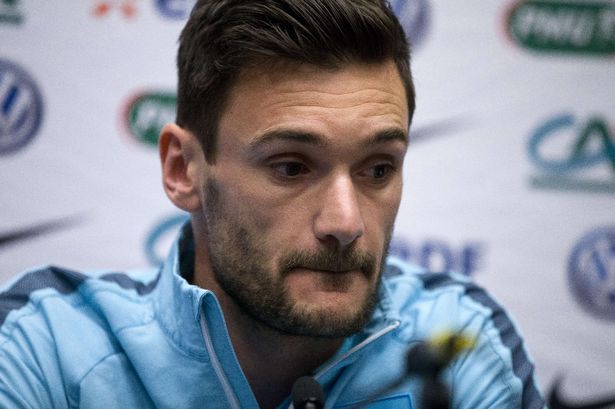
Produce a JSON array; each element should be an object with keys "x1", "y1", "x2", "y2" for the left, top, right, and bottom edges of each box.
[
  {"x1": 0, "y1": 59, "x2": 44, "y2": 155},
  {"x1": 390, "y1": 0, "x2": 431, "y2": 50},
  {"x1": 155, "y1": 0, "x2": 195, "y2": 19},
  {"x1": 568, "y1": 226, "x2": 615, "y2": 321}
]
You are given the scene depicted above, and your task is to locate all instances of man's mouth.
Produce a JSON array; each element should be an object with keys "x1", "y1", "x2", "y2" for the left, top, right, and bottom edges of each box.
[
  {"x1": 299, "y1": 267, "x2": 359, "y2": 274},
  {"x1": 289, "y1": 268, "x2": 364, "y2": 292},
  {"x1": 278, "y1": 249, "x2": 377, "y2": 281}
]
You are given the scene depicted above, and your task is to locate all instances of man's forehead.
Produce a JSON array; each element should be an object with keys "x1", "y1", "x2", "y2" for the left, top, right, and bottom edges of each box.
[
  {"x1": 223, "y1": 60, "x2": 409, "y2": 126},
  {"x1": 234, "y1": 59, "x2": 407, "y2": 102}
]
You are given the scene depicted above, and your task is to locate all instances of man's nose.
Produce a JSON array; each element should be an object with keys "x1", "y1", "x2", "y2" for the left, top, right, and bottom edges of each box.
[{"x1": 313, "y1": 174, "x2": 365, "y2": 248}]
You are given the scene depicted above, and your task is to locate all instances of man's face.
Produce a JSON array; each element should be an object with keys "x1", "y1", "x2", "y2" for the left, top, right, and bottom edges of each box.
[{"x1": 198, "y1": 60, "x2": 409, "y2": 338}]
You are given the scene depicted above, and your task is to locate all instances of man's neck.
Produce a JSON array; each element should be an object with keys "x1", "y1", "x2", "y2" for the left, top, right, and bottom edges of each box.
[
  {"x1": 221, "y1": 300, "x2": 342, "y2": 409},
  {"x1": 192, "y1": 239, "x2": 342, "y2": 408}
]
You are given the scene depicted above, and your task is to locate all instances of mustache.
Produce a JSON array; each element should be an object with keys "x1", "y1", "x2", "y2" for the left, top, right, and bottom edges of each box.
[{"x1": 278, "y1": 247, "x2": 377, "y2": 277}]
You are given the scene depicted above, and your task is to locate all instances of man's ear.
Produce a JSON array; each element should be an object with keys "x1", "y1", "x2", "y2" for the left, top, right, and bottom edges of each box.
[{"x1": 159, "y1": 123, "x2": 204, "y2": 212}]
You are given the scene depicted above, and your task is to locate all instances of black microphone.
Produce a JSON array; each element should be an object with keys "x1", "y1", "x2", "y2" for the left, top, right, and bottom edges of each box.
[
  {"x1": 407, "y1": 331, "x2": 476, "y2": 376},
  {"x1": 406, "y1": 332, "x2": 475, "y2": 409},
  {"x1": 292, "y1": 376, "x2": 325, "y2": 409}
]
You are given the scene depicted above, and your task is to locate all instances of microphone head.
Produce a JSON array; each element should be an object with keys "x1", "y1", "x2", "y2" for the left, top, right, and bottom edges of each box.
[
  {"x1": 406, "y1": 332, "x2": 477, "y2": 377},
  {"x1": 406, "y1": 341, "x2": 443, "y2": 376},
  {"x1": 292, "y1": 376, "x2": 325, "y2": 409}
]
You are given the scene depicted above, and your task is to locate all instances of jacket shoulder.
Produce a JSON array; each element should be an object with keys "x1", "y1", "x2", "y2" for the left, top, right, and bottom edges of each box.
[
  {"x1": 1, "y1": 265, "x2": 88, "y2": 331},
  {"x1": 382, "y1": 257, "x2": 545, "y2": 409},
  {"x1": 1, "y1": 264, "x2": 161, "y2": 342},
  {"x1": 383, "y1": 257, "x2": 509, "y2": 334},
  {"x1": 0, "y1": 265, "x2": 160, "y2": 407}
]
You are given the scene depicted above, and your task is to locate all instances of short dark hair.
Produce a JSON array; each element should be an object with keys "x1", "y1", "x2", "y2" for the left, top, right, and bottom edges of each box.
[{"x1": 177, "y1": 0, "x2": 415, "y2": 163}]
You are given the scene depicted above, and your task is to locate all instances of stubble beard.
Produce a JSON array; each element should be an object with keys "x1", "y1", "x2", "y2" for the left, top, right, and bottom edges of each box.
[{"x1": 202, "y1": 178, "x2": 392, "y2": 338}]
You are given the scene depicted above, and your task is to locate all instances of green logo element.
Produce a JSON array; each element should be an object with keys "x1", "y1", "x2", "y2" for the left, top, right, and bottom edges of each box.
[
  {"x1": 507, "y1": 0, "x2": 615, "y2": 55},
  {"x1": 0, "y1": 0, "x2": 24, "y2": 25},
  {"x1": 126, "y1": 91, "x2": 176, "y2": 147}
]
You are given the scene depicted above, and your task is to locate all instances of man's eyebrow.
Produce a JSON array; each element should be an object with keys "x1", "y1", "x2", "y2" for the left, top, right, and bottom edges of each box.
[
  {"x1": 362, "y1": 128, "x2": 409, "y2": 147},
  {"x1": 247, "y1": 127, "x2": 408, "y2": 154},
  {"x1": 248, "y1": 129, "x2": 327, "y2": 150}
]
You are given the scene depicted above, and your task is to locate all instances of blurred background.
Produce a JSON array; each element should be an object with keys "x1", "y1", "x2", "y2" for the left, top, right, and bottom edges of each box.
[{"x1": 1, "y1": 0, "x2": 614, "y2": 404}]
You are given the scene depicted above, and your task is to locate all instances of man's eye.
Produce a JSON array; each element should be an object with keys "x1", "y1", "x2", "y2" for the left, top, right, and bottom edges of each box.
[
  {"x1": 271, "y1": 162, "x2": 308, "y2": 178},
  {"x1": 370, "y1": 164, "x2": 393, "y2": 180}
]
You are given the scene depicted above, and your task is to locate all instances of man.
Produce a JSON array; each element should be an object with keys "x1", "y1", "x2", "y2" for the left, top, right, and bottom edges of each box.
[{"x1": 0, "y1": 1, "x2": 545, "y2": 408}]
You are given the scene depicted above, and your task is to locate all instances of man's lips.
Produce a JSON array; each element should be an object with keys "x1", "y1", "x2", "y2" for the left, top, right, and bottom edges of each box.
[
  {"x1": 291, "y1": 267, "x2": 361, "y2": 274},
  {"x1": 287, "y1": 268, "x2": 365, "y2": 292}
]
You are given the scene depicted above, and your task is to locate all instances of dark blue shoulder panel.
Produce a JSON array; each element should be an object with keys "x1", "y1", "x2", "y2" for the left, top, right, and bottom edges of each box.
[
  {"x1": 99, "y1": 271, "x2": 161, "y2": 296},
  {"x1": 0, "y1": 266, "x2": 86, "y2": 326},
  {"x1": 419, "y1": 272, "x2": 545, "y2": 409},
  {"x1": 0, "y1": 267, "x2": 162, "y2": 327}
]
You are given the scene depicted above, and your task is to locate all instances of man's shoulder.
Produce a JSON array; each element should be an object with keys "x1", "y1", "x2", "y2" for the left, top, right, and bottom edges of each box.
[
  {"x1": 379, "y1": 258, "x2": 546, "y2": 408},
  {"x1": 0, "y1": 265, "x2": 163, "y2": 407},
  {"x1": 0, "y1": 265, "x2": 160, "y2": 342},
  {"x1": 383, "y1": 256, "x2": 479, "y2": 305},
  {"x1": 382, "y1": 257, "x2": 512, "y2": 338},
  {"x1": 1, "y1": 265, "x2": 90, "y2": 334}
]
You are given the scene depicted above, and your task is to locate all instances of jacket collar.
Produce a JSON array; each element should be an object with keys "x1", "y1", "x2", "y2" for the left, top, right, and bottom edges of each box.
[{"x1": 156, "y1": 221, "x2": 211, "y2": 357}]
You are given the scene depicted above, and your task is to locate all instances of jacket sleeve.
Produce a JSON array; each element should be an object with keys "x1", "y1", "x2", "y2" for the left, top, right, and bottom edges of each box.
[{"x1": 448, "y1": 296, "x2": 547, "y2": 409}]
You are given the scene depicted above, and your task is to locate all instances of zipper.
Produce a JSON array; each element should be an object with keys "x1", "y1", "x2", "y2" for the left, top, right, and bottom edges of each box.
[
  {"x1": 314, "y1": 320, "x2": 401, "y2": 380},
  {"x1": 285, "y1": 320, "x2": 401, "y2": 408},
  {"x1": 199, "y1": 312, "x2": 242, "y2": 409}
]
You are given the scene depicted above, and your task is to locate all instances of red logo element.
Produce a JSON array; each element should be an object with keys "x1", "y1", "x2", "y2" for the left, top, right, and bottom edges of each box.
[{"x1": 91, "y1": 1, "x2": 138, "y2": 19}]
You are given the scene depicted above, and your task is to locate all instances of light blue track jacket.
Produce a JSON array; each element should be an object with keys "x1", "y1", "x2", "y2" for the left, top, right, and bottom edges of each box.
[{"x1": 0, "y1": 224, "x2": 546, "y2": 408}]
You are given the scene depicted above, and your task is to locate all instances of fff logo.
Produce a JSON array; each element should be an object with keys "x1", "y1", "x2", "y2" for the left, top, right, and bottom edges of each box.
[
  {"x1": 528, "y1": 113, "x2": 615, "y2": 193},
  {"x1": 389, "y1": 236, "x2": 484, "y2": 276}
]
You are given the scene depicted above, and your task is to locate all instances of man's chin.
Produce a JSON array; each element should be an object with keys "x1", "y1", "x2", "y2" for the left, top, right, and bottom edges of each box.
[
  {"x1": 292, "y1": 291, "x2": 368, "y2": 315},
  {"x1": 277, "y1": 290, "x2": 378, "y2": 338}
]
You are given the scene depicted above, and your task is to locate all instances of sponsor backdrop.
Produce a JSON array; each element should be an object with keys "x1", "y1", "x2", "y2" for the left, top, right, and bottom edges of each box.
[{"x1": 1, "y1": 0, "x2": 614, "y2": 405}]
